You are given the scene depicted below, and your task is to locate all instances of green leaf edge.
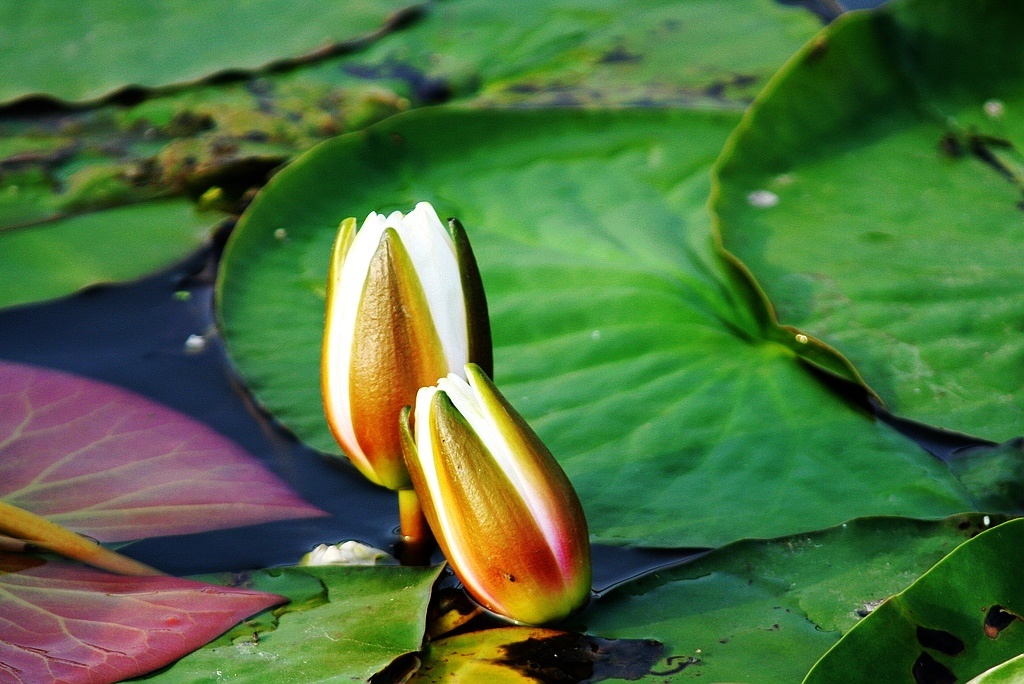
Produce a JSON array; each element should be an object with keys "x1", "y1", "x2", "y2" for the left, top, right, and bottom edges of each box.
[
  {"x1": 707, "y1": 7, "x2": 881, "y2": 398},
  {"x1": 0, "y1": 3, "x2": 426, "y2": 107}
]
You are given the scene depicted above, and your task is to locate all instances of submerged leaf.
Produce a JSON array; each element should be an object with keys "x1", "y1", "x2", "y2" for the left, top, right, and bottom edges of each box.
[
  {"x1": 409, "y1": 627, "x2": 663, "y2": 683},
  {"x1": 342, "y1": 0, "x2": 823, "y2": 109},
  {"x1": 0, "y1": 553, "x2": 284, "y2": 684},
  {"x1": 0, "y1": 360, "x2": 325, "y2": 542}
]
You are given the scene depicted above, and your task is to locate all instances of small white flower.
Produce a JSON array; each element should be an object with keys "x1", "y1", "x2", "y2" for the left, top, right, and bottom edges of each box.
[
  {"x1": 984, "y1": 100, "x2": 1004, "y2": 119},
  {"x1": 300, "y1": 541, "x2": 397, "y2": 566},
  {"x1": 184, "y1": 334, "x2": 206, "y2": 354}
]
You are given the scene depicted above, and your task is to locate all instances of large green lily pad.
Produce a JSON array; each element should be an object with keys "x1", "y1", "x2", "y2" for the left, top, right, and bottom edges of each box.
[
  {"x1": 712, "y1": 0, "x2": 1024, "y2": 441},
  {"x1": 141, "y1": 564, "x2": 444, "y2": 683},
  {"x1": 582, "y1": 515, "x2": 998, "y2": 683},
  {"x1": 217, "y1": 107, "x2": 973, "y2": 549},
  {"x1": 0, "y1": 0, "x2": 416, "y2": 104},
  {"x1": 804, "y1": 518, "x2": 1024, "y2": 683}
]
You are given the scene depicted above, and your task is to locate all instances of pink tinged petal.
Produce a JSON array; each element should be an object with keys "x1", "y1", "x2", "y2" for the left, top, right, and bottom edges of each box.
[
  {"x1": 0, "y1": 553, "x2": 284, "y2": 684},
  {"x1": 461, "y1": 364, "x2": 590, "y2": 582},
  {"x1": 346, "y1": 228, "x2": 449, "y2": 490},
  {"x1": 0, "y1": 361, "x2": 325, "y2": 543}
]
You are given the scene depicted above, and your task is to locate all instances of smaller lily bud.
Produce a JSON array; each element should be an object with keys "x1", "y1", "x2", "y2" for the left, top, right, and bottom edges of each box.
[
  {"x1": 400, "y1": 364, "x2": 592, "y2": 625},
  {"x1": 321, "y1": 202, "x2": 492, "y2": 491}
]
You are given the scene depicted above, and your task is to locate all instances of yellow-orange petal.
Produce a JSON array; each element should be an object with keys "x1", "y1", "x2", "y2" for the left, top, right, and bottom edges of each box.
[
  {"x1": 421, "y1": 382, "x2": 591, "y2": 625},
  {"x1": 347, "y1": 228, "x2": 449, "y2": 490}
]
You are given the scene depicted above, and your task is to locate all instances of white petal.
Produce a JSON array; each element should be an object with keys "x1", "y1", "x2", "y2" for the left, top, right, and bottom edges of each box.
[
  {"x1": 413, "y1": 385, "x2": 457, "y2": 547},
  {"x1": 397, "y1": 202, "x2": 469, "y2": 375},
  {"x1": 413, "y1": 385, "x2": 440, "y2": 492},
  {"x1": 438, "y1": 372, "x2": 518, "y2": 488},
  {"x1": 301, "y1": 541, "x2": 396, "y2": 566},
  {"x1": 383, "y1": 209, "x2": 406, "y2": 226}
]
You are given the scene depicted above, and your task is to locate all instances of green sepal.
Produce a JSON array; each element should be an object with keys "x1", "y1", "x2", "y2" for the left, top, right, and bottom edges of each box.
[
  {"x1": 447, "y1": 217, "x2": 493, "y2": 379},
  {"x1": 398, "y1": 404, "x2": 424, "y2": 497},
  {"x1": 325, "y1": 217, "x2": 357, "y2": 296}
]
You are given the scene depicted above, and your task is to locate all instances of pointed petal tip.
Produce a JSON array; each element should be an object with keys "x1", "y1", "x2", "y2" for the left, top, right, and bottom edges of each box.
[
  {"x1": 413, "y1": 200, "x2": 443, "y2": 224},
  {"x1": 327, "y1": 217, "x2": 358, "y2": 281},
  {"x1": 445, "y1": 216, "x2": 465, "y2": 239}
]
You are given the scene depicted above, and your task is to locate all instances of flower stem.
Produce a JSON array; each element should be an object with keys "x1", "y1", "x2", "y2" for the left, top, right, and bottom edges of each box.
[
  {"x1": 397, "y1": 488, "x2": 433, "y2": 565},
  {"x1": 0, "y1": 501, "x2": 163, "y2": 576}
]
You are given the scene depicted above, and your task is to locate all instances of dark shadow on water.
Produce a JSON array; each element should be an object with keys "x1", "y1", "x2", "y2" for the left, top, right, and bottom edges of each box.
[
  {"x1": 799, "y1": 362, "x2": 996, "y2": 462},
  {"x1": 591, "y1": 546, "x2": 710, "y2": 597},
  {"x1": 0, "y1": 247, "x2": 397, "y2": 573},
  {"x1": 869, "y1": 398, "x2": 997, "y2": 463}
]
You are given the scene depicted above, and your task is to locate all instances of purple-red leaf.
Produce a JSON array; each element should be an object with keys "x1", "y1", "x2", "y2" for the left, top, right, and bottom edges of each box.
[
  {"x1": 0, "y1": 553, "x2": 285, "y2": 684},
  {"x1": 0, "y1": 361, "x2": 325, "y2": 542}
]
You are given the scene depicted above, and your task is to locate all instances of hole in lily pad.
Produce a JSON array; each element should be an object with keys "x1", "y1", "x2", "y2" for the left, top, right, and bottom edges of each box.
[
  {"x1": 915, "y1": 625, "x2": 964, "y2": 655},
  {"x1": 911, "y1": 651, "x2": 956, "y2": 684},
  {"x1": 984, "y1": 604, "x2": 1021, "y2": 639}
]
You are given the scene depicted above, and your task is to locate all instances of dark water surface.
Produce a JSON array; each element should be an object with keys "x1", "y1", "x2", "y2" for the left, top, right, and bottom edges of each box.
[{"x1": 0, "y1": 246, "x2": 701, "y2": 591}]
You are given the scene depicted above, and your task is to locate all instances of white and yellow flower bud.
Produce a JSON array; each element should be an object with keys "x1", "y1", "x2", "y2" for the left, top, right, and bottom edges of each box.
[
  {"x1": 400, "y1": 364, "x2": 592, "y2": 625},
  {"x1": 322, "y1": 202, "x2": 491, "y2": 490}
]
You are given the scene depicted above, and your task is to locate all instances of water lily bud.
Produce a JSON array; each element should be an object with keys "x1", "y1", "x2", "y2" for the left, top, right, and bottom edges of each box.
[
  {"x1": 322, "y1": 202, "x2": 492, "y2": 491},
  {"x1": 400, "y1": 364, "x2": 592, "y2": 625}
]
